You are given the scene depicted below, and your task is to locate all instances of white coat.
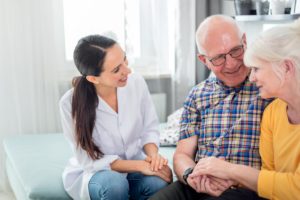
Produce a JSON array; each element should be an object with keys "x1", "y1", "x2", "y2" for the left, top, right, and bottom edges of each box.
[{"x1": 59, "y1": 73, "x2": 160, "y2": 200}]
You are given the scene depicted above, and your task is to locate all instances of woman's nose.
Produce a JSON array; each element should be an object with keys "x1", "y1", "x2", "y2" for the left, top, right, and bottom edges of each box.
[{"x1": 122, "y1": 63, "x2": 131, "y2": 75}]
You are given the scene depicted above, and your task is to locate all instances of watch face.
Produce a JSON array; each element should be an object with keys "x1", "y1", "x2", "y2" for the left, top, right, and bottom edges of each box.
[{"x1": 183, "y1": 167, "x2": 193, "y2": 182}]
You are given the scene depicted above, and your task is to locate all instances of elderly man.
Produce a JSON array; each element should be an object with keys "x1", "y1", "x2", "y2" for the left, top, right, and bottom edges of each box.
[{"x1": 150, "y1": 15, "x2": 270, "y2": 200}]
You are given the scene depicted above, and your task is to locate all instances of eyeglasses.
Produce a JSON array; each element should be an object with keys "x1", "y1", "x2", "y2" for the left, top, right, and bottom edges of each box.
[{"x1": 205, "y1": 45, "x2": 244, "y2": 66}]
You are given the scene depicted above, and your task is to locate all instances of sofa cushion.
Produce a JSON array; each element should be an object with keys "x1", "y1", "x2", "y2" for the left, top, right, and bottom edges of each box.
[
  {"x1": 3, "y1": 133, "x2": 176, "y2": 200},
  {"x1": 3, "y1": 134, "x2": 72, "y2": 200}
]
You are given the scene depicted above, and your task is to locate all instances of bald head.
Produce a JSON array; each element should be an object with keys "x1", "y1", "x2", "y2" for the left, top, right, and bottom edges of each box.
[{"x1": 196, "y1": 15, "x2": 243, "y2": 55}]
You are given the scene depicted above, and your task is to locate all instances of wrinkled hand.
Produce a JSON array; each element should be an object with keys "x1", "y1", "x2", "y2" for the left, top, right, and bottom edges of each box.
[
  {"x1": 190, "y1": 157, "x2": 233, "y2": 180},
  {"x1": 187, "y1": 175, "x2": 231, "y2": 197},
  {"x1": 139, "y1": 160, "x2": 173, "y2": 183},
  {"x1": 145, "y1": 153, "x2": 168, "y2": 171},
  {"x1": 206, "y1": 176, "x2": 234, "y2": 196}
]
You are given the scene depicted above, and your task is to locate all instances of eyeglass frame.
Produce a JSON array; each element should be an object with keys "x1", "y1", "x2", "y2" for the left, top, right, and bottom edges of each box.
[{"x1": 202, "y1": 40, "x2": 245, "y2": 66}]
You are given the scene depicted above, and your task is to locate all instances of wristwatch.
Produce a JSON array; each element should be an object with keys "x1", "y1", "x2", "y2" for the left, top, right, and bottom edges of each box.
[{"x1": 182, "y1": 167, "x2": 194, "y2": 184}]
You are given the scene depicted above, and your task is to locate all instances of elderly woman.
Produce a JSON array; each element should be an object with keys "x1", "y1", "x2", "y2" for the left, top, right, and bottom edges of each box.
[{"x1": 190, "y1": 19, "x2": 300, "y2": 200}]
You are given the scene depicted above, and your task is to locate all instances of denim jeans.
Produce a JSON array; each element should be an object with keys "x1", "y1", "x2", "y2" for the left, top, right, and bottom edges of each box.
[{"x1": 88, "y1": 170, "x2": 168, "y2": 200}]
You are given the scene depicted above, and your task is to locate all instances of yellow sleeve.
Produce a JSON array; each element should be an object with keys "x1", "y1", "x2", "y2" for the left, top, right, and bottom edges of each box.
[
  {"x1": 259, "y1": 104, "x2": 274, "y2": 171},
  {"x1": 258, "y1": 166, "x2": 300, "y2": 199},
  {"x1": 257, "y1": 102, "x2": 274, "y2": 198}
]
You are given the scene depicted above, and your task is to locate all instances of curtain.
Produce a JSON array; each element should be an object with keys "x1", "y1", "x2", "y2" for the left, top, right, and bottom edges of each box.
[
  {"x1": 173, "y1": 0, "x2": 196, "y2": 110},
  {"x1": 0, "y1": 0, "x2": 63, "y2": 193}
]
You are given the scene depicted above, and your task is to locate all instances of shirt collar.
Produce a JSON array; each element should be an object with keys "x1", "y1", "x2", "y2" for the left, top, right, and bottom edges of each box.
[{"x1": 215, "y1": 76, "x2": 250, "y2": 93}]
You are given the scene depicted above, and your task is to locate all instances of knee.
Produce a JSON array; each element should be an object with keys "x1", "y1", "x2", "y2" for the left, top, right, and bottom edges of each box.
[
  {"x1": 89, "y1": 181, "x2": 129, "y2": 199},
  {"x1": 88, "y1": 171, "x2": 129, "y2": 200},
  {"x1": 143, "y1": 176, "x2": 169, "y2": 194}
]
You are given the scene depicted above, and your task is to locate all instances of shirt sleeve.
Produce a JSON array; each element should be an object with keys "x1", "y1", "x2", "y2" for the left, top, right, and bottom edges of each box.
[
  {"x1": 179, "y1": 86, "x2": 201, "y2": 140},
  {"x1": 59, "y1": 96, "x2": 119, "y2": 173},
  {"x1": 259, "y1": 105, "x2": 275, "y2": 171},
  {"x1": 258, "y1": 166, "x2": 300, "y2": 199},
  {"x1": 258, "y1": 102, "x2": 300, "y2": 199},
  {"x1": 139, "y1": 76, "x2": 160, "y2": 148}
]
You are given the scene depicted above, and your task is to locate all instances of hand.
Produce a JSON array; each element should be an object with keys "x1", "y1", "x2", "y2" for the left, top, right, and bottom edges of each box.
[
  {"x1": 202, "y1": 176, "x2": 229, "y2": 197},
  {"x1": 190, "y1": 157, "x2": 233, "y2": 180},
  {"x1": 145, "y1": 153, "x2": 168, "y2": 172},
  {"x1": 187, "y1": 175, "x2": 230, "y2": 197},
  {"x1": 209, "y1": 176, "x2": 232, "y2": 190},
  {"x1": 206, "y1": 176, "x2": 233, "y2": 196},
  {"x1": 139, "y1": 160, "x2": 173, "y2": 183},
  {"x1": 186, "y1": 175, "x2": 204, "y2": 192}
]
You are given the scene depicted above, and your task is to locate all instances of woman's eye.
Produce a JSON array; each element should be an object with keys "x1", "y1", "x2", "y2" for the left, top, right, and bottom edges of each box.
[{"x1": 113, "y1": 67, "x2": 120, "y2": 73}]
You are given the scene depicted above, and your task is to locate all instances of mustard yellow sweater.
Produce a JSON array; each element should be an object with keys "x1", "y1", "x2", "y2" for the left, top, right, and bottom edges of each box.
[{"x1": 258, "y1": 99, "x2": 300, "y2": 200}]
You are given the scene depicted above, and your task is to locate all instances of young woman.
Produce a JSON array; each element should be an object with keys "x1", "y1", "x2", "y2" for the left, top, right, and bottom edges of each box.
[
  {"x1": 59, "y1": 35, "x2": 172, "y2": 200},
  {"x1": 189, "y1": 19, "x2": 300, "y2": 200}
]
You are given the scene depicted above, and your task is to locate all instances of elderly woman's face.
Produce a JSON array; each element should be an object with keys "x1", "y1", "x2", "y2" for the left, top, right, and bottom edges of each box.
[{"x1": 249, "y1": 60, "x2": 283, "y2": 99}]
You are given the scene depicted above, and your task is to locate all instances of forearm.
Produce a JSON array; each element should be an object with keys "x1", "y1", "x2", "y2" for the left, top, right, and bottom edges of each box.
[
  {"x1": 174, "y1": 153, "x2": 196, "y2": 182},
  {"x1": 229, "y1": 164, "x2": 259, "y2": 191},
  {"x1": 143, "y1": 143, "x2": 158, "y2": 156},
  {"x1": 110, "y1": 159, "x2": 144, "y2": 173}
]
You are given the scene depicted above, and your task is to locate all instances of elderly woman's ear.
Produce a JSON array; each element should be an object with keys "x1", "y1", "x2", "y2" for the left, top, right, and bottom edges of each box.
[{"x1": 282, "y1": 59, "x2": 296, "y2": 78}]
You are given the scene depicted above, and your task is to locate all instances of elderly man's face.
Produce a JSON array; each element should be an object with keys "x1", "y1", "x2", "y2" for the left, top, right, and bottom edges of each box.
[{"x1": 199, "y1": 33, "x2": 250, "y2": 87}]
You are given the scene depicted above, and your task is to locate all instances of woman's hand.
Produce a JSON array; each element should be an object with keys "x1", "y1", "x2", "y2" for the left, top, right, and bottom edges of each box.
[
  {"x1": 145, "y1": 153, "x2": 168, "y2": 172},
  {"x1": 190, "y1": 157, "x2": 233, "y2": 180},
  {"x1": 139, "y1": 160, "x2": 173, "y2": 183}
]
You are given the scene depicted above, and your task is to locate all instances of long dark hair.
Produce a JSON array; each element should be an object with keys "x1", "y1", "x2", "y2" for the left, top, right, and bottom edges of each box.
[{"x1": 72, "y1": 35, "x2": 116, "y2": 160}]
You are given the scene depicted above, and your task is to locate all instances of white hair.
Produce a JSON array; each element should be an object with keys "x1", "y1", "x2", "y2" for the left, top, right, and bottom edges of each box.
[{"x1": 244, "y1": 19, "x2": 300, "y2": 84}]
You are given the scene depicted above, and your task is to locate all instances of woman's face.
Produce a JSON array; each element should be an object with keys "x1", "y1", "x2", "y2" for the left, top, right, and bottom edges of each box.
[
  {"x1": 249, "y1": 59, "x2": 283, "y2": 99},
  {"x1": 96, "y1": 44, "x2": 131, "y2": 88}
]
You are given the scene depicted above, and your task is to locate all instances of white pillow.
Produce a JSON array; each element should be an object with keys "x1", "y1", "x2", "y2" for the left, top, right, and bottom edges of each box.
[{"x1": 159, "y1": 108, "x2": 183, "y2": 146}]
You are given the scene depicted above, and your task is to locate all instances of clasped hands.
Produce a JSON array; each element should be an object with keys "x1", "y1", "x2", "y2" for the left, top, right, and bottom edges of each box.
[
  {"x1": 187, "y1": 157, "x2": 235, "y2": 197},
  {"x1": 140, "y1": 153, "x2": 173, "y2": 183}
]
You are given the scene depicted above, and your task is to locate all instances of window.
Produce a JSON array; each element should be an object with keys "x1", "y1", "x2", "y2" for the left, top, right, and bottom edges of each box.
[
  {"x1": 62, "y1": 0, "x2": 174, "y2": 77},
  {"x1": 63, "y1": 0, "x2": 125, "y2": 60}
]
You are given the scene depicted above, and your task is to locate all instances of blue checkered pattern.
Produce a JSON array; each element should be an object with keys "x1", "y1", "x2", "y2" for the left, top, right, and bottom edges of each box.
[{"x1": 179, "y1": 77, "x2": 271, "y2": 169}]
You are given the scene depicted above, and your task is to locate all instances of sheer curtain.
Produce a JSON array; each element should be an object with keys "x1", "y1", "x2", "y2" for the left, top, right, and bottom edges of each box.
[
  {"x1": 173, "y1": 0, "x2": 196, "y2": 109},
  {"x1": 134, "y1": 0, "x2": 196, "y2": 118},
  {"x1": 0, "y1": 0, "x2": 64, "y2": 192}
]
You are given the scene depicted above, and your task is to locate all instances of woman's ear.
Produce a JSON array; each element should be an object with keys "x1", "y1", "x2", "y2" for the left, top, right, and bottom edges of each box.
[
  {"x1": 282, "y1": 59, "x2": 296, "y2": 78},
  {"x1": 86, "y1": 75, "x2": 99, "y2": 84}
]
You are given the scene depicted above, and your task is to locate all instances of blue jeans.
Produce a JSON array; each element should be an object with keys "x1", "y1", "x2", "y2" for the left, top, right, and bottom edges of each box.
[{"x1": 88, "y1": 170, "x2": 168, "y2": 200}]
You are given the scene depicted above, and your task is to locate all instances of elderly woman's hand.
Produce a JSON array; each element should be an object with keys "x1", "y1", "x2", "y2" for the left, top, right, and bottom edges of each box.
[{"x1": 190, "y1": 157, "x2": 233, "y2": 180}]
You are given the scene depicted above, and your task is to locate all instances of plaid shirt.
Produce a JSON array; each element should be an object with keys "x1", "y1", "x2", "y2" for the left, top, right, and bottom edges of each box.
[{"x1": 179, "y1": 77, "x2": 271, "y2": 169}]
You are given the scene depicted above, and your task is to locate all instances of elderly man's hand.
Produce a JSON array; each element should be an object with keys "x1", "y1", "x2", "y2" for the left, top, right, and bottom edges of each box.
[{"x1": 186, "y1": 174, "x2": 232, "y2": 197}]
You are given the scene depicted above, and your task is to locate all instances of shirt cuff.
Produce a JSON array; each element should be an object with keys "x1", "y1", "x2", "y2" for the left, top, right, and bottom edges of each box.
[
  {"x1": 141, "y1": 132, "x2": 160, "y2": 148},
  {"x1": 92, "y1": 155, "x2": 119, "y2": 172},
  {"x1": 258, "y1": 169, "x2": 275, "y2": 199}
]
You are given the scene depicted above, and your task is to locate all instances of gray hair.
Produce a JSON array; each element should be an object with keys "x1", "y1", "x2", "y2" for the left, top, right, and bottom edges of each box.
[{"x1": 244, "y1": 19, "x2": 300, "y2": 83}]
